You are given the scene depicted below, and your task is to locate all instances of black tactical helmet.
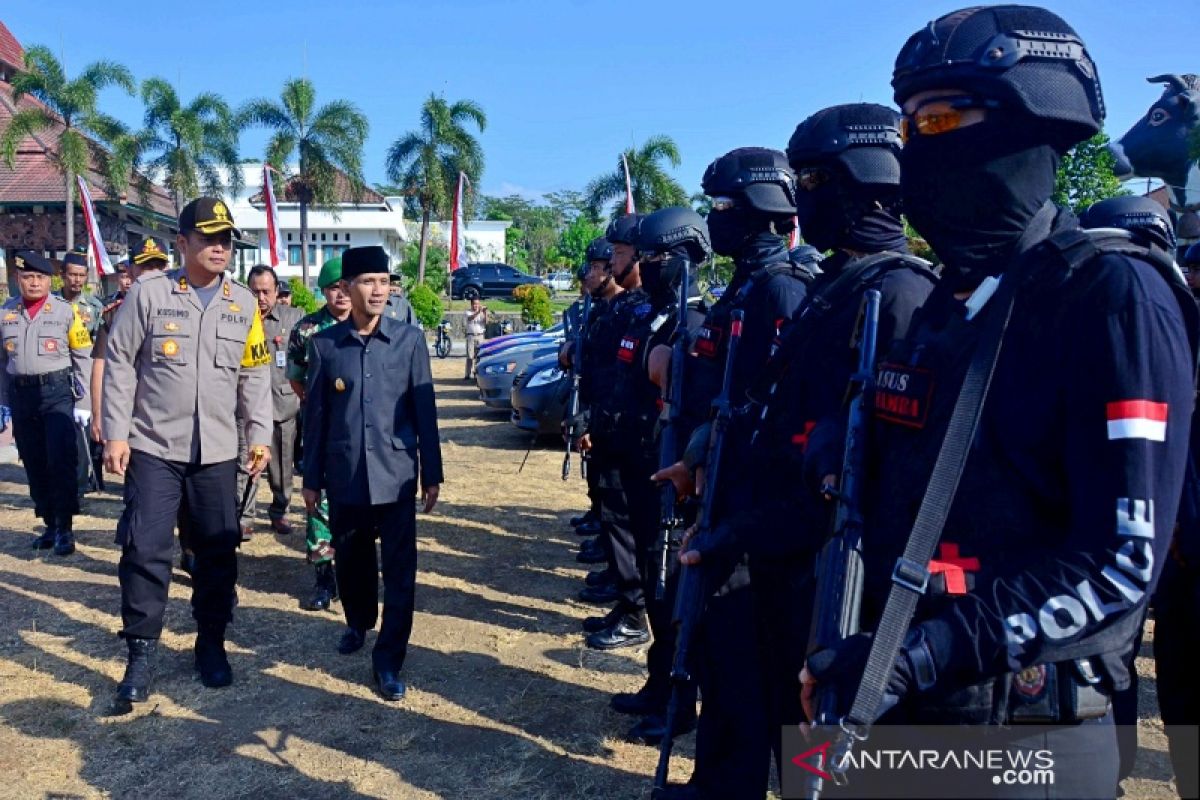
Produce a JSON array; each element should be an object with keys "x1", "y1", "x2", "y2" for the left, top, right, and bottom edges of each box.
[
  {"x1": 585, "y1": 236, "x2": 613, "y2": 263},
  {"x1": 789, "y1": 244, "x2": 824, "y2": 269},
  {"x1": 786, "y1": 104, "x2": 903, "y2": 186},
  {"x1": 1079, "y1": 196, "x2": 1177, "y2": 252},
  {"x1": 1185, "y1": 242, "x2": 1200, "y2": 266},
  {"x1": 701, "y1": 148, "x2": 797, "y2": 214},
  {"x1": 892, "y1": 5, "x2": 1104, "y2": 152},
  {"x1": 605, "y1": 214, "x2": 643, "y2": 246},
  {"x1": 636, "y1": 206, "x2": 712, "y2": 263}
]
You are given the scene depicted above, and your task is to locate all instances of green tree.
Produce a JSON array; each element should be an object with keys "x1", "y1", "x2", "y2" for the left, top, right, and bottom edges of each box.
[
  {"x1": 407, "y1": 283, "x2": 443, "y2": 328},
  {"x1": 240, "y1": 78, "x2": 369, "y2": 286},
  {"x1": 0, "y1": 45, "x2": 134, "y2": 254},
  {"x1": 585, "y1": 136, "x2": 688, "y2": 220},
  {"x1": 1052, "y1": 132, "x2": 1129, "y2": 213},
  {"x1": 386, "y1": 94, "x2": 487, "y2": 285},
  {"x1": 288, "y1": 277, "x2": 320, "y2": 314},
  {"x1": 513, "y1": 283, "x2": 553, "y2": 328},
  {"x1": 556, "y1": 216, "x2": 605, "y2": 268},
  {"x1": 400, "y1": 239, "x2": 449, "y2": 291},
  {"x1": 122, "y1": 78, "x2": 242, "y2": 212}
]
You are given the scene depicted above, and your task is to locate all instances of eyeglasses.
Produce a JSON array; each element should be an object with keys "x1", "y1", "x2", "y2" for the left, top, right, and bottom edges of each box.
[
  {"x1": 709, "y1": 196, "x2": 737, "y2": 212},
  {"x1": 899, "y1": 96, "x2": 1000, "y2": 142},
  {"x1": 796, "y1": 167, "x2": 832, "y2": 192}
]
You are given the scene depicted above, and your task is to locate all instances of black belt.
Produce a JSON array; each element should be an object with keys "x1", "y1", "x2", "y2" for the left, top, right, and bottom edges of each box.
[{"x1": 12, "y1": 368, "x2": 71, "y2": 387}]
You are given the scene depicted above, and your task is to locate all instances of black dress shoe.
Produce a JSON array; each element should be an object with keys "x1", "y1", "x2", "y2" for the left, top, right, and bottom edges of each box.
[
  {"x1": 373, "y1": 669, "x2": 406, "y2": 701},
  {"x1": 578, "y1": 583, "x2": 619, "y2": 605},
  {"x1": 625, "y1": 707, "x2": 697, "y2": 745},
  {"x1": 576, "y1": 540, "x2": 607, "y2": 565},
  {"x1": 610, "y1": 682, "x2": 667, "y2": 716},
  {"x1": 586, "y1": 614, "x2": 649, "y2": 650},
  {"x1": 195, "y1": 626, "x2": 233, "y2": 688},
  {"x1": 116, "y1": 637, "x2": 157, "y2": 703},
  {"x1": 574, "y1": 520, "x2": 602, "y2": 537},
  {"x1": 337, "y1": 628, "x2": 366, "y2": 655},
  {"x1": 53, "y1": 528, "x2": 76, "y2": 556},
  {"x1": 585, "y1": 569, "x2": 613, "y2": 587},
  {"x1": 582, "y1": 605, "x2": 622, "y2": 633},
  {"x1": 32, "y1": 527, "x2": 57, "y2": 550},
  {"x1": 569, "y1": 512, "x2": 593, "y2": 527}
]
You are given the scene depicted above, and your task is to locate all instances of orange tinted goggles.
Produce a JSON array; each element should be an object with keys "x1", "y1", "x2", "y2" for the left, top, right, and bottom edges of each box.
[{"x1": 899, "y1": 96, "x2": 1000, "y2": 142}]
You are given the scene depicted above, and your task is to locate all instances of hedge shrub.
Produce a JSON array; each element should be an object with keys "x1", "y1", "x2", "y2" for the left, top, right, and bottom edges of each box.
[
  {"x1": 513, "y1": 283, "x2": 553, "y2": 329},
  {"x1": 409, "y1": 283, "x2": 443, "y2": 329}
]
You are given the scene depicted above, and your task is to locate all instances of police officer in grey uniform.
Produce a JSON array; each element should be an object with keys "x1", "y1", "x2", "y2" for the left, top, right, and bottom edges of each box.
[
  {"x1": 241, "y1": 264, "x2": 303, "y2": 536},
  {"x1": 102, "y1": 197, "x2": 272, "y2": 702},
  {"x1": 0, "y1": 250, "x2": 93, "y2": 555},
  {"x1": 385, "y1": 274, "x2": 417, "y2": 325},
  {"x1": 302, "y1": 245, "x2": 443, "y2": 701},
  {"x1": 60, "y1": 249, "x2": 104, "y2": 495}
]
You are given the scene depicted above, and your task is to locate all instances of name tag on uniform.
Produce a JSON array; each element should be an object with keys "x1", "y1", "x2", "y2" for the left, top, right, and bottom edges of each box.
[
  {"x1": 617, "y1": 336, "x2": 639, "y2": 364},
  {"x1": 874, "y1": 362, "x2": 934, "y2": 429},
  {"x1": 693, "y1": 324, "x2": 722, "y2": 359},
  {"x1": 276, "y1": 350, "x2": 287, "y2": 368}
]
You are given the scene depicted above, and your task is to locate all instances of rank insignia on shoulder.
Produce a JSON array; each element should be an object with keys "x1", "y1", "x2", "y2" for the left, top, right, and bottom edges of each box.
[
  {"x1": 3, "y1": 312, "x2": 17, "y2": 322},
  {"x1": 335, "y1": 378, "x2": 346, "y2": 392},
  {"x1": 223, "y1": 283, "x2": 232, "y2": 299},
  {"x1": 229, "y1": 303, "x2": 241, "y2": 312},
  {"x1": 178, "y1": 277, "x2": 188, "y2": 291},
  {"x1": 162, "y1": 339, "x2": 179, "y2": 356},
  {"x1": 44, "y1": 302, "x2": 52, "y2": 312}
]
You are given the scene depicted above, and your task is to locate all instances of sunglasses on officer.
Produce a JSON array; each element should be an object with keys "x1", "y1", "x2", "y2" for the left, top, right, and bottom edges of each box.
[{"x1": 899, "y1": 95, "x2": 1001, "y2": 142}]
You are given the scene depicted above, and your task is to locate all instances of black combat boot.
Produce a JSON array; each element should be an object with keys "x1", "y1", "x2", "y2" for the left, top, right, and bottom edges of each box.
[
  {"x1": 32, "y1": 525, "x2": 56, "y2": 550},
  {"x1": 586, "y1": 611, "x2": 649, "y2": 650},
  {"x1": 302, "y1": 562, "x2": 338, "y2": 611},
  {"x1": 194, "y1": 623, "x2": 233, "y2": 688},
  {"x1": 53, "y1": 521, "x2": 75, "y2": 556},
  {"x1": 116, "y1": 637, "x2": 157, "y2": 703}
]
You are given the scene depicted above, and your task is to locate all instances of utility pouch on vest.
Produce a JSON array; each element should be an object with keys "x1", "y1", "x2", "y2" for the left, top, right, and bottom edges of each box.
[{"x1": 1006, "y1": 659, "x2": 1110, "y2": 723}]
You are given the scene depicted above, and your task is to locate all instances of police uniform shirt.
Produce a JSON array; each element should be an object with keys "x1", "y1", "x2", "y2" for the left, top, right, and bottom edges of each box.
[
  {"x1": 101, "y1": 268, "x2": 272, "y2": 464},
  {"x1": 0, "y1": 295, "x2": 93, "y2": 409},
  {"x1": 262, "y1": 302, "x2": 303, "y2": 421},
  {"x1": 863, "y1": 246, "x2": 1195, "y2": 694}
]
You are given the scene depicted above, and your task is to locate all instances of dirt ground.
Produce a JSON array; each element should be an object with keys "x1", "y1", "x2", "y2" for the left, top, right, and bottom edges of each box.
[{"x1": 0, "y1": 354, "x2": 1181, "y2": 799}]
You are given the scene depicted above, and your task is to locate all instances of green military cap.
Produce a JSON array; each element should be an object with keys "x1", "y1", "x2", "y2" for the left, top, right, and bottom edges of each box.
[{"x1": 317, "y1": 257, "x2": 343, "y2": 290}]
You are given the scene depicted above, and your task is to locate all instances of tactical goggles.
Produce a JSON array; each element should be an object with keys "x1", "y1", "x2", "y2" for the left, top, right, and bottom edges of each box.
[
  {"x1": 709, "y1": 196, "x2": 737, "y2": 212},
  {"x1": 796, "y1": 167, "x2": 833, "y2": 192},
  {"x1": 899, "y1": 96, "x2": 1001, "y2": 142}
]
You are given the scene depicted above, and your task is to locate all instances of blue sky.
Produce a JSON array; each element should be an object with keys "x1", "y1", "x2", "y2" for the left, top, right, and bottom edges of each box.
[{"x1": 3, "y1": 1, "x2": 1190, "y2": 201}]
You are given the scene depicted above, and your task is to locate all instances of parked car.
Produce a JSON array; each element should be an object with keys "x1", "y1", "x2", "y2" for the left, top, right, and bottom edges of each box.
[
  {"x1": 451, "y1": 263, "x2": 542, "y2": 300},
  {"x1": 510, "y1": 354, "x2": 570, "y2": 435},
  {"x1": 478, "y1": 322, "x2": 564, "y2": 358},
  {"x1": 475, "y1": 340, "x2": 564, "y2": 409},
  {"x1": 543, "y1": 271, "x2": 574, "y2": 293}
]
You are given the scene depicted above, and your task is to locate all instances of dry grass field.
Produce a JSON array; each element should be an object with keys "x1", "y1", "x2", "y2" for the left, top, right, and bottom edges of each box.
[{"x1": 0, "y1": 354, "x2": 1180, "y2": 799}]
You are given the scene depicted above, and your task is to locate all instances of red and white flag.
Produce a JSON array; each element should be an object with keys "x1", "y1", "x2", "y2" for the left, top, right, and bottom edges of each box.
[
  {"x1": 449, "y1": 171, "x2": 470, "y2": 271},
  {"x1": 622, "y1": 153, "x2": 635, "y2": 215},
  {"x1": 1106, "y1": 400, "x2": 1168, "y2": 442},
  {"x1": 76, "y1": 176, "x2": 112, "y2": 276},
  {"x1": 262, "y1": 164, "x2": 285, "y2": 268},
  {"x1": 789, "y1": 215, "x2": 801, "y2": 249}
]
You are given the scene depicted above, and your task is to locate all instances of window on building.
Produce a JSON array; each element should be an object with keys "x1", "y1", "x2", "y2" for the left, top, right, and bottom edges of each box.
[
  {"x1": 288, "y1": 245, "x2": 302, "y2": 266},
  {"x1": 332, "y1": 233, "x2": 338, "y2": 242},
  {"x1": 287, "y1": 232, "x2": 293, "y2": 241},
  {"x1": 325, "y1": 245, "x2": 348, "y2": 262},
  {"x1": 309, "y1": 244, "x2": 318, "y2": 264},
  {"x1": 345, "y1": 233, "x2": 351, "y2": 242},
  {"x1": 320, "y1": 233, "x2": 326, "y2": 241}
]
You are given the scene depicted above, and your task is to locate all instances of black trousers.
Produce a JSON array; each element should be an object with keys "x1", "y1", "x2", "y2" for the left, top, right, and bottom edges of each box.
[
  {"x1": 117, "y1": 452, "x2": 239, "y2": 639},
  {"x1": 10, "y1": 371, "x2": 78, "y2": 526},
  {"x1": 330, "y1": 499, "x2": 417, "y2": 672},
  {"x1": 596, "y1": 444, "x2": 657, "y2": 613},
  {"x1": 1155, "y1": 558, "x2": 1200, "y2": 800},
  {"x1": 691, "y1": 558, "x2": 770, "y2": 800}
]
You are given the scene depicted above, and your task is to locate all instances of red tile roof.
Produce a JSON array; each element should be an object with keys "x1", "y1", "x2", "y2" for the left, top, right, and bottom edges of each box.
[
  {"x1": 249, "y1": 169, "x2": 384, "y2": 205},
  {"x1": 0, "y1": 83, "x2": 175, "y2": 216},
  {"x1": 0, "y1": 21, "x2": 22, "y2": 72}
]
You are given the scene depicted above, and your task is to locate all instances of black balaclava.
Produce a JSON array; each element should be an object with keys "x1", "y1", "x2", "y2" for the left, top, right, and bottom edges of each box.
[
  {"x1": 640, "y1": 249, "x2": 689, "y2": 305},
  {"x1": 796, "y1": 172, "x2": 908, "y2": 255},
  {"x1": 901, "y1": 122, "x2": 1059, "y2": 292}
]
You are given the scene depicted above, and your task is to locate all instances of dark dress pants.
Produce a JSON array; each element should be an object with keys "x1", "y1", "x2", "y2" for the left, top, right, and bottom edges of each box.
[
  {"x1": 330, "y1": 499, "x2": 418, "y2": 672},
  {"x1": 117, "y1": 452, "x2": 239, "y2": 639},
  {"x1": 10, "y1": 372, "x2": 78, "y2": 526}
]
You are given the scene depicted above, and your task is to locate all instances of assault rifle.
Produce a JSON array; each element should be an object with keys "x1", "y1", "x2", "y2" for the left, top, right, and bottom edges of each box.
[
  {"x1": 804, "y1": 289, "x2": 881, "y2": 799},
  {"x1": 653, "y1": 309, "x2": 745, "y2": 798},
  {"x1": 562, "y1": 296, "x2": 592, "y2": 480},
  {"x1": 654, "y1": 264, "x2": 691, "y2": 600}
]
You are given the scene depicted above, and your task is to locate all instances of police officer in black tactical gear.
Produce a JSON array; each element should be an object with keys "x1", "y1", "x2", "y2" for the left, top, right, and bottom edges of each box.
[
  {"x1": 1184, "y1": 241, "x2": 1200, "y2": 294},
  {"x1": 650, "y1": 148, "x2": 810, "y2": 800},
  {"x1": 682, "y1": 113, "x2": 938, "y2": 798},
  {"x1": 598, "y1": 206, "x2": 709, "y2": 745},
  {"x1": 800, "y1": 8, "x2": 1198, "y2": 799}
]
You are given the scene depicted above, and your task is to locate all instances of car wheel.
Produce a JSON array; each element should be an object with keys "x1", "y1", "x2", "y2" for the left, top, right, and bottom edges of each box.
[{"x1": 463, "y1": 286, "x2": 481, "y2": 301}]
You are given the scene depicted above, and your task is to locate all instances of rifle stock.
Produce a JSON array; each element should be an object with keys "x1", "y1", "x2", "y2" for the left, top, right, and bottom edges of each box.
[
  {"x1": 562, "y1": 296, "x2": 591, "y2": 480},
  {"x1": 804, "y1": 289, "x2": 881, "y2": 798},
  {"x1": 653, "y1": 308, "x2": 745, "y2": 797}
]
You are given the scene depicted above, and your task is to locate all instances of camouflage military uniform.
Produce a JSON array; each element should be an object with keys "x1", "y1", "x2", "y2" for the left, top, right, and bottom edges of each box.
[{"x1": 286, "y1": 306, "x2": 339, "y2": 563}]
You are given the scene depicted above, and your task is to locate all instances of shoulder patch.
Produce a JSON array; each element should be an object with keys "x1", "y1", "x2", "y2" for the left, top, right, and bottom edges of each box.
[{"x1": 634, "y1": 302, "x2": 652, "y2": 318}]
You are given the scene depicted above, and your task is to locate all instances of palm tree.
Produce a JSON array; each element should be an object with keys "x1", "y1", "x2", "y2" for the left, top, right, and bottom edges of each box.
[
  {"x1": 121, "y1": 78, "x2": 243, "y2": 213},
  {"x1": 585, "y1": 136, "x2": 688, "y2": 221},
  {"x1": 239, "y1": 78, "x2": 368, "y2": 285},
  {"x1": 0, "y1": 45, "x2": 134, "y2": 253},
  {"x1": 386, "y1": 94, "x2": 486, "y2": 285}
]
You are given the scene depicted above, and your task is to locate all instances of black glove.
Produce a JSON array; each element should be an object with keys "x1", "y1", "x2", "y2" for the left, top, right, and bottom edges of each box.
[{"x1": 807, "y1": 627, "x2": 940, "y2": 723}]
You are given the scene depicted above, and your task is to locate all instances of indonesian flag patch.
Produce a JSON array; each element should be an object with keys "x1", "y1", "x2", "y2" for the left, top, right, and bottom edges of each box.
[{"x1": 1106, "y1": 400, "x2": 1168, "y2": 442}]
